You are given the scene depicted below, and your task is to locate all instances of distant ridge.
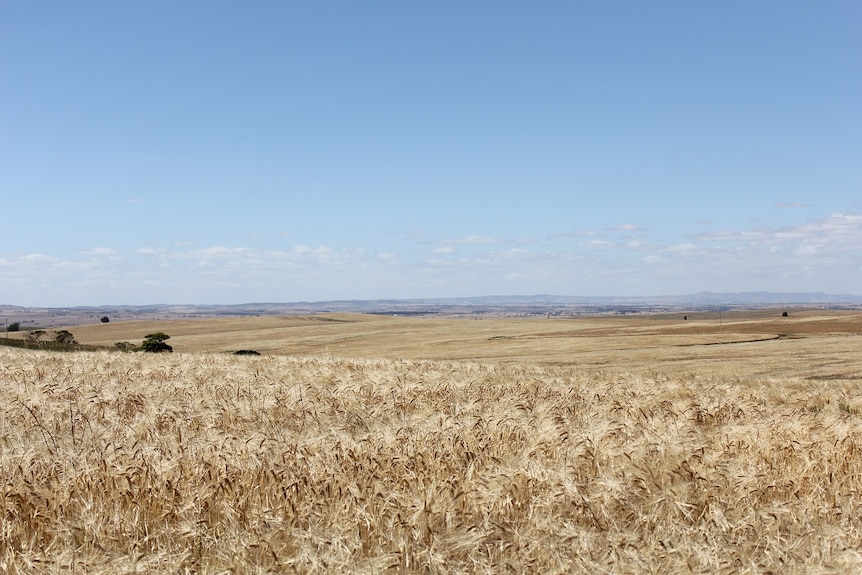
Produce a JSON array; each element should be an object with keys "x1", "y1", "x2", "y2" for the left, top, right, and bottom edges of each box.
[
  {"x1": 3, "y1": 292, "x2": 861, "y2": 327},
  {"x1": 440, "y1": 291, "x2": 862, "y2": 306},
  {"x1": 382, "y1": 291, "x2": 862, "y2": 306}
]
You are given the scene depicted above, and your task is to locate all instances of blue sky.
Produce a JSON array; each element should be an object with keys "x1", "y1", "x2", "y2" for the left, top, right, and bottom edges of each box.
[{"x1": 2, "y1": 2, "x2": 861, "y2": 306}]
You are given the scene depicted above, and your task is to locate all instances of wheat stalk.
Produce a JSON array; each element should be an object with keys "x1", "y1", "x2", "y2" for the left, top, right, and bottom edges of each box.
[{"x1": 1, "y1": 348, "x2": 860, "y2": 573}]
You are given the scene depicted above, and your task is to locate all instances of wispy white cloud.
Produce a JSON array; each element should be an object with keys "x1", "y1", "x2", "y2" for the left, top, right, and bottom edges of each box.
[
  {"x1": 5, "y1": 252, "x2": 101, "y2": 278},
  {"x1": 582, "y1": 240, "x2": 614, "y2": 248},
  {"x1": 665, "y1": 243, "x2": 697, "y2": 253},
  {"x1": 1, "y1": 213, "x2": 861, "y2": 305},
  {"x1": 21, "y1": 253, "x2": 58, "y2": 263},
  {"x1": 643, "y1": 255, "x2": 667, "y2": 264},
  {"x1": 550, "y1": 229, "x2": 598, "y2": 239},
  {"x1": 56, "y1": 260, "x2": 100, "y2": 270},
  {"x1": 443, "y1": 235, "x2": 498, "y2": 244},
  {"x1": 189, "y1": 246, "x2": 250, "y2": 257},
  {"x1": 692, "y1": 213, "x2": 862, "y2": 254},
  {"x1": 291, "y1": 245, "x2": 333, "y2": 255},
  {"x1": 624, "y1": 240, "x2": 648, "y2": 249},
  {"x1": 80, "y1": 247, "x2": 118, "y2": 256},
  {"x1": 612, "y1": 223, "x2": 643, "y2": 232}
]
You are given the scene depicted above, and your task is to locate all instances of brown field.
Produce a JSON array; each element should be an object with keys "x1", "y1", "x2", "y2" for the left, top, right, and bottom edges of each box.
[
  {"x1": 2, "y1": 311, "x2": 862, "y2": 573},
  {"x1": 61, "y1": 308, "x2": 862, "y2": 381}
]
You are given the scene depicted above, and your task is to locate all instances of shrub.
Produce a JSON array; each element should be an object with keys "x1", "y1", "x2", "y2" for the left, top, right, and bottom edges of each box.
[
  {"x1": 140, "y1": 332, "x2": 173, "y2": 353},
  {"x1": 7, "y1": 322, "x2": 20, "y2": 332},
  {"x1": 101, "y1": 316, "x2": 110, "y2": 323},
  {"x1": 53, "y1": 330, "x2": 76, "y2": 344},
  {"x1": 25, "y1": 330, "x2": 46, "y2": 342}
]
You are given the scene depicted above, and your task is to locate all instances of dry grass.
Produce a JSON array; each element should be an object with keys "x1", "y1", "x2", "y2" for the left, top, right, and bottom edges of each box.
[
  {"x1": 62, "y1": 310, "x2": 862, "y2": 381},
  {"x1": 3, "y1": 343, "x2": 862, "y2": 573}
]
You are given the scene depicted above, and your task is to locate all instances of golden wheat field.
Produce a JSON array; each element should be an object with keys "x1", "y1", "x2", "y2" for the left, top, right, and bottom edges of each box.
[{"x1": 2, "y1": 311, "x2": 862, "y2": 573}]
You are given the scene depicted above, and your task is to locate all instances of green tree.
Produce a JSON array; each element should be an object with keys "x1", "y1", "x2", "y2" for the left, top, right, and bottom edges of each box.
[
  {"x1": 7, "y1": 322, "x2": 20, "y2": 332},
  {"x1": 140, "y1": 332, "x2": 172, "y2": 353}
]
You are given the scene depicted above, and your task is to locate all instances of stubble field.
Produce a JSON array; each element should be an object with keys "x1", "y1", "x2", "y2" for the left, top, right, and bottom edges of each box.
[{"x1": 2, "y1": 311, "x2": 862, "y2": 573}]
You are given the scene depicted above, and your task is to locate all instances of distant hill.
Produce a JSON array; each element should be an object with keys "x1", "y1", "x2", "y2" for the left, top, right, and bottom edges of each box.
[
  {"x1": 3, "y1": 292, "x2": 861, "y2": 329},
  {"x1": 408, "y1": 292, "x2": 862, "y2": 306}
]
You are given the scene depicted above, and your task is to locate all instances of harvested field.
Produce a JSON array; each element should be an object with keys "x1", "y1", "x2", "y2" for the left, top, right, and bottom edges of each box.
[{"x1": 55, "y1": 309, "x2": 862, "y2": 380}]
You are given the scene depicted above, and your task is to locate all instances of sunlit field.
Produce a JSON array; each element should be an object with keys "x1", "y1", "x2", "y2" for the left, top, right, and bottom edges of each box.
[
  {"x1": 56, "y1": 309, "x2": 862, "y2": 383},
  {"x1": 2, "y1": 312, "x2": 862, "y2": 573}
]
